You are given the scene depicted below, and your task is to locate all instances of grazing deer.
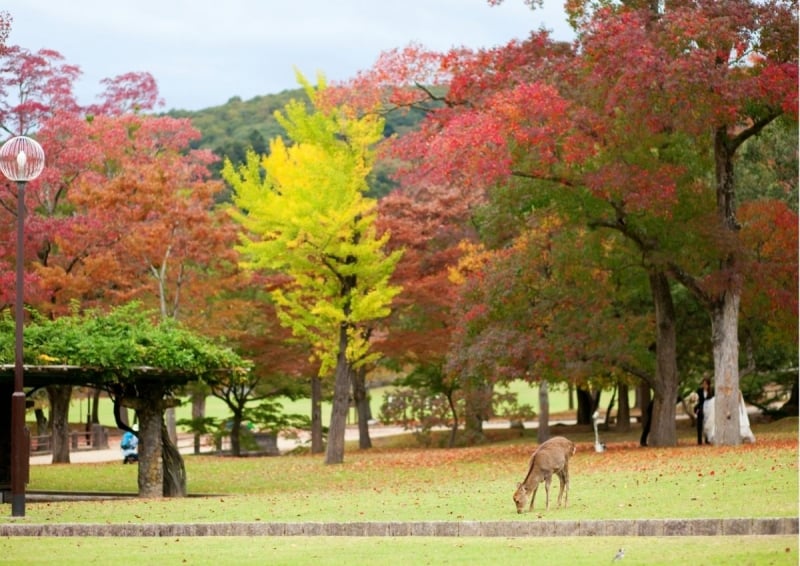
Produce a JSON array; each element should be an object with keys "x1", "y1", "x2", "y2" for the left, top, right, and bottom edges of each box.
[{"x1": 513, "y1": 436, "x2": 576, "y2": 513}]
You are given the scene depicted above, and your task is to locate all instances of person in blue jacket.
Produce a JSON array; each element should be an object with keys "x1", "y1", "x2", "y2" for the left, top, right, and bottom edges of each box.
[{"x1": 121, "y1": 424, "x2": 139, "y2": 464}]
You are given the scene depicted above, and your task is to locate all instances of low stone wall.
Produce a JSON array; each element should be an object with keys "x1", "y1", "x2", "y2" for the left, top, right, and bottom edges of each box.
[{"x1": 0, "y1": 517, "x2": 795, "y2": 537}]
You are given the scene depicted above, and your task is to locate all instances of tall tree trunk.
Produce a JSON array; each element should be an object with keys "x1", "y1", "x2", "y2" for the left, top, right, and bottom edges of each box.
[
  {"x1": 604, "y1": 386, "x2": 617, "y2": 428},
  {"x1": 47, "y1": 385, "x2": 72, "y2": 464},
  {"x1": 34, "y1": 408, "x2": 47, "y2": 436},
  {"x1": 710, "y1": 127, "x2": 743, "y2": 446},
  {"x1": 352, "y1": 365, "x2": 372, "y2": 450},
  {"x1": 711, "y1": 292, "x2": 742, "y2": 445},
  {"x1": 446, "y1": 389, "x2": 459, "y2": 448},
  {"x1": 230, "y1": 410, "x2": 243, "y2": 457},
  {"x1": 648, "y1": 270, "x2": 679, "y2": 446},
  {"x1": 616, "y1": 383, "x2": 631, "y2": 432},
  {"x1": 137, "y1": 399, "x2": 164, "y2": 498},
  {"x1": 91, "y1": 388, "x2": 101, "y2": 424},
  {"x1": 310, "y1": 375, "x2": 324, "y2": 454},
  {"x1": 161, "y1": 422, "x2": 186, "y2": 497},
  {"x1": 575, "y1": 388, "x2": 595, "y2": 425},
  {"x1": 325, "y1": 323, "x2": 352, "y2": 464},
  {"x1": 191, "y1": 392, "x2": 205, "y2": 455},
  {"x1": 537, "y1": 380, "x2": 550, "y2": 443},
  {"x1": 165, "y1": 407, "x2": 177, "y2": 445},
  {"x1": 463, "y1": 377, "x2": 490, "y2": 444},
  {"x1": 640, "y1": 387, "x2": 653, "y2": 447}
]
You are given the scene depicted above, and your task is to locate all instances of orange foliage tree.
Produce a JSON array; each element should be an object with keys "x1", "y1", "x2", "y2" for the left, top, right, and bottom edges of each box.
[{"x1": 0, "y1": 44, "x2": 283, "y2": 464}]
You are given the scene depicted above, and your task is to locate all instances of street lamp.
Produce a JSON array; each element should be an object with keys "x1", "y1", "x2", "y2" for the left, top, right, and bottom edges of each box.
[{"x1": 0, "y1": 136, "x2": 45, "y2": 517}]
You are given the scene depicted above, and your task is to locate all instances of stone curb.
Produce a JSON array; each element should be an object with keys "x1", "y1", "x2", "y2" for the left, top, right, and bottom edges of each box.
[{"x1": 0, "y1": 518, "x2": 796, "y2": 537}]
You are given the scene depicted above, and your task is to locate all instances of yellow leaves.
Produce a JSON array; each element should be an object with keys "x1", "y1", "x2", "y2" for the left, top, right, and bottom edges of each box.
[
  {"x1": 223, "y1": 71, "x2": 403, "y2": 379},
  {"x1": 448, "y1": 240, "x2": 491, "y2": 285},
  {"x1": 37, "y1": 353, "x2": 61, "y2": 363}
]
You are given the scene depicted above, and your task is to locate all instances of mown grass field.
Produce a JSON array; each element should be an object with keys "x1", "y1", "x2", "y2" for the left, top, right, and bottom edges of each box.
[
  {"x1": 0, "y1": 535, "x2": 795, "y2": 566},
  {"x1": 20, "y1": 419, "x2": 798, "y2": 524},
  {"x1": 10, "y1": 408, "x2": 797, "y2": 565}
]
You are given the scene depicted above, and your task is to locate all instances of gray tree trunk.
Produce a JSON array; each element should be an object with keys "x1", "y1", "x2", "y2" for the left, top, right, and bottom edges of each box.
[
  {"x1": 709, "y1": 126, "x2": 744, "y2": 446},
  {"x1": 47, "y1": 385, "x2": 72, "y2": 464},
  {"x1": 648, "y1": 270, "x2": 679, "y2": 446},
  {"x1": 165, "y1": 407, "x2": 177, "y2": 445},
  {"x1": 34, "y1": 408, "x2": 47, "y2": 436},
  {"x1": 229, "y1": 409, "x2": 244, "y2": 457},
  {"x1": 446, "y1": 390, "x2": 459, "y2": 448},
  {"x1": 712, "y1": 292, "x2": 742, "y2": 445},
  {"x1": 325, "y1": 323, "x2": 351, "y2": 464},
  {"x1": 616, "y1": 383, "x2": 631, "y2": 432},
  {"x1": 191, "y1": 393, "x2": 205, "y2": 455},
  {"x1": 91, "y1": 388, "x2": 101, "y2": 424},
  {"x1": 537, "y1": 380, "x2": 550, "y2": 443},
  {"x1": 352, "y1": 365, "x2": 372, "y2": 450},
  {"x1": 161, "y1": 423, "x2": 186, "y2": 497},
  {"x1": 463, "y1": 378, "x2": 490, "y2": 443},
  {"x1": 137, "y1": 400, "x2": 164, "y2": 498},
  {"x1": 310, "y1": 375, "x2": 324, "y2": 454}
]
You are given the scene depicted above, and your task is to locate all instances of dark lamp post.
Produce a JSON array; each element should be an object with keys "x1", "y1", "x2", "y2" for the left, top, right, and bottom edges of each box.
[{"x1": 0, "y1": 136, "x2": 45, "y2": 518}]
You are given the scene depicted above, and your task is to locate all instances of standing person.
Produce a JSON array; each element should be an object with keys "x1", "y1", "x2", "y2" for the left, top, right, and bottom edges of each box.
[
  {"x1": 121, "y1": 424, "x2": 139, "y2": 464},
  {"x1": 694, "y1": 378, "x2": 713, "y2": 445}
]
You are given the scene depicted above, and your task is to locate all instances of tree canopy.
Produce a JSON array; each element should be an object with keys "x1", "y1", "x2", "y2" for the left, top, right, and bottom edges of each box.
[
  {"x1": 0, "y1": 302, "x2": 249, "y2": 382},
  {"x1": 328, "y1": 0, "x2": 797, "y2": 445},
  {"x1": 223, "y1": 71, "x2": 403, "y2": 463}
]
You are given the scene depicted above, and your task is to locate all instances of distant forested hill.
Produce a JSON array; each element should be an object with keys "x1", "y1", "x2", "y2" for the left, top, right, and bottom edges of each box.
[{"x1": 167, "y1": 89, "x2": 426, "y2": 199}]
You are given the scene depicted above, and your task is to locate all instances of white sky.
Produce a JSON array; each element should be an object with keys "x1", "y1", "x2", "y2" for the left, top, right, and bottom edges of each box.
[{"x1": 4, "y1": 0, "x2": 573, "y2": 111}]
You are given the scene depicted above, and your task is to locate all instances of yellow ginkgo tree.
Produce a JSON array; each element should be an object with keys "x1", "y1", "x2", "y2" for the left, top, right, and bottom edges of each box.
[{"x1": 223, "y1": 72, "x2": 402, "y2": 464}]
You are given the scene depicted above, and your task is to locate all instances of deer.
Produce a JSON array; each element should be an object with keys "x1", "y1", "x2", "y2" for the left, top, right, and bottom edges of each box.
[{"x1": 513, "y1": 435, "x2": 576, "y2": 513}]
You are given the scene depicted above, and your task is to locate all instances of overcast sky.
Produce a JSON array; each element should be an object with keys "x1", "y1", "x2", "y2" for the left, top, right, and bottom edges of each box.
[{"x1": 5, "y1": 1, "x2": 573, "y2": 111}]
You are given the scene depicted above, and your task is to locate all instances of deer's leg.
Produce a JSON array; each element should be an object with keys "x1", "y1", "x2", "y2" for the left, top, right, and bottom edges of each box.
[
  {"x1": 557, "y1": 463, "x2": 569, "y2": 508},
  {"x1": 544, "y1": 473, "x2": 552, "y2": 511},
  {"x1": 529, "y1": 483, "x2": 538, "y2": 511},
  {"x1": 555, "y1": 470, "x2": 565, "y2": 507}
]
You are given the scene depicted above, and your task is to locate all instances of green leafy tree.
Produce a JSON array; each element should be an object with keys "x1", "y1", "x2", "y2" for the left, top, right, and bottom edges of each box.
[
  {"x1": 223, "y1": 72, "x2": 402, "y2": 464},
  {"x1": 0, "y1": 302, "x2": 248, "y2": 497}
]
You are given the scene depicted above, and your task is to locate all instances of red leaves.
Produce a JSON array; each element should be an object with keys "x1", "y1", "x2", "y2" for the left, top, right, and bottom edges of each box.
[
  {"x1": 585, "y1": 162, "x2": 680, "y2": 214},
  {"x1": 88, "y1": 72, "x2": 164, "y2": 116},
  {"x1": 757, "y1": 62, "x2": 800, "y2": 118},
  {"x1": 326, "y1": 1, "x2": 798, "y2": 400},
  {"x1": 0, "y1": 46, "x2": 81, "y2": 135},
  {"x1": 738, "y1": 199, "x2": 799, "y2": 344}
]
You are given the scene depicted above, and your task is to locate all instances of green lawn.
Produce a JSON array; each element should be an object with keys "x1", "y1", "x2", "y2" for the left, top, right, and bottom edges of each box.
[
  {"x1": 2, "y1": 418, "x2": 796, "y2": 565},
  {"x1": 19, "y1": 419, "x2": 799, "y2": 524},
  {"x1": 0, "y1": 535, "x2": 795, "y2": 566}
]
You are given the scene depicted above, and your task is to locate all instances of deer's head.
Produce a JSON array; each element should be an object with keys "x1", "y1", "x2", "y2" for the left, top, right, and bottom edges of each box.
[{"x1": 512, "y1": 483, "x2": 529, "y2": 514}]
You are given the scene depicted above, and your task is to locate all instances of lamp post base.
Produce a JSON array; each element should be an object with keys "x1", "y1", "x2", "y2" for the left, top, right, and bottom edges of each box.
[
  {"x1": 10, "y1": 391, "x2": 26, "y2": 518},
  {"x1": 10, "y1": 494, "x2": 24, "y2": 518}
]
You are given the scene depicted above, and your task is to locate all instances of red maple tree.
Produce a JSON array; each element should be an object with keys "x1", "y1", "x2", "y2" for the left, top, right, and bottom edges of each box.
[{"x1": 331, "y1": 0, "x2": 797, "y2": 445}]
